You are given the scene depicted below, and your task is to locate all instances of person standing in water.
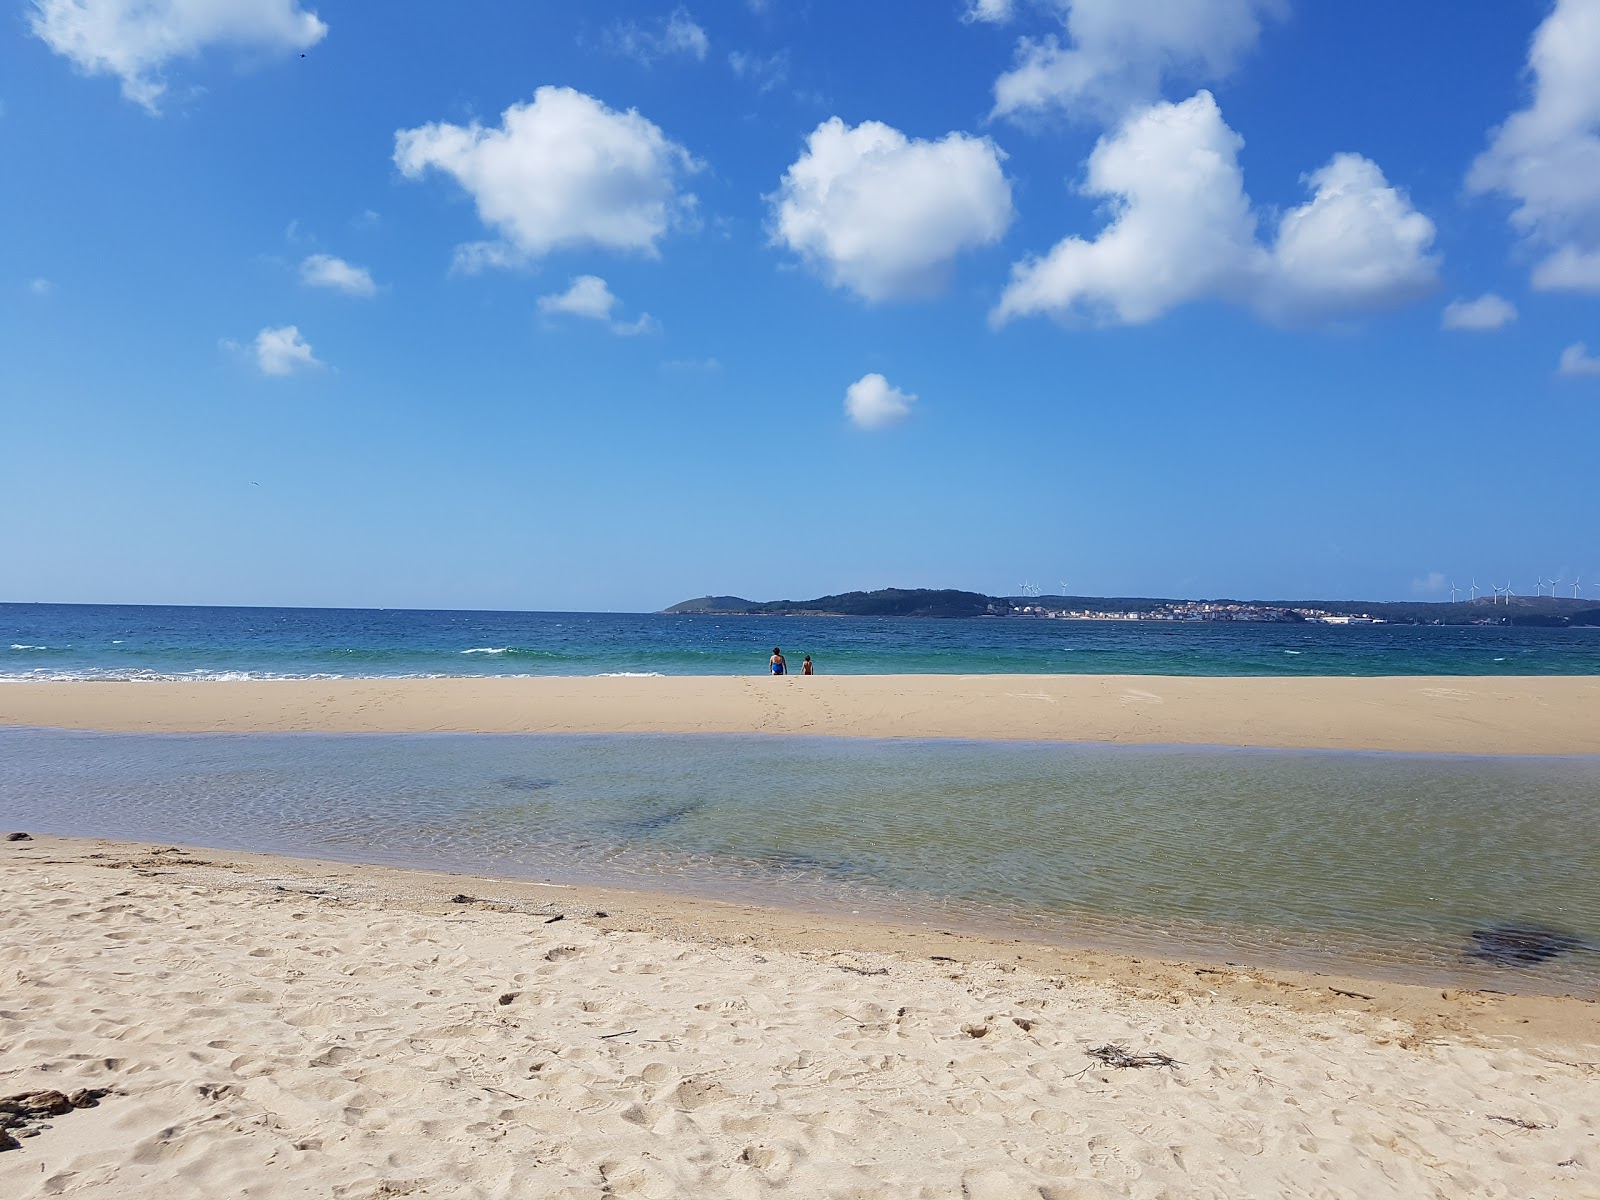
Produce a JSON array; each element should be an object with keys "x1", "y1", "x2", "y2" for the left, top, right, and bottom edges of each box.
[
  {"x1": 801, "y1": 654, "x2": 813, "y2": 675},
  {"x1": 769, "y1": 647, "x2": 787, "y2": 675}
]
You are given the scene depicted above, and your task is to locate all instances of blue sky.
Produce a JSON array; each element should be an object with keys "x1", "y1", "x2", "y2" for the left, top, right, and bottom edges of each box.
[{"x1": 3, "y1": 0, "x2": 1599, "y2": 611}]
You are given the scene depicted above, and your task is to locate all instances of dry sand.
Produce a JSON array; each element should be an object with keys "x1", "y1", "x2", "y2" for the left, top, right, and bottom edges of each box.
[
  {"x1": 3, "y1": 835, "x2": 1597, "y2": 1199},
  {"x1": 4, "y1": 673, "x2": 1600, "y2": 753}
]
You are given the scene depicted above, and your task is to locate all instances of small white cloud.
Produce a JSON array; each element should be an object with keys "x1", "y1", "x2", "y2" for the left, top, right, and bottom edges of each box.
[
  {"x1": 606, "y1": 8, "x2": 708, "y2": 64},
  {"x1": 1468, "y1": 0, "x2": 1600, "y2": 292},
  {"x1": 1441, "y1": 293, "x2": 1517, "y2": 331},
  {"x1": 1531, "y1": 245, "x2": 1600, "y2": 292},
  {"x1": 1558, "y1": 342, "x2": 1600, "y2": 377},
  {"x1": 300, "y1": 254, "x2": 376, "y2": 297},
  {"x1": 27, "y1": 277, "x2": 54, "y2": 295},
  {"x1": 253, "y1": 324, "x2": 321, "y2": 376},
  {"x1": 771, "y1": 117, "x2": 1013, "y2": 301},
  {"x1": 1410, "y1": 571, "x2": 1448, "y2": 597},
  {"x1": 538, "y1": 275, "x2": 618, "y2": 320},
  {"x1": 536, "y1": 275, "x2": 657, "y2": 335},
  {"x1": 992, "y1": 0, "x2": 1285, "y2": 121},
  {"x1": 992, "y1": 92, "x2": 1437, "y2": 328},
  {"x1": 963, "y1": 0, "x2": 1015, "y2": 24},
  {"x1": 395, "y1": 87, "x2": 699, "y2": 269},
  {"x1": 728, "y1": 49, "x2": 788, "y2": 93},
  {"x1": 30, "y1": 0, "x2": 326, "y2": 112},
  {"x1": 845, "y1": 372, "x2": 915, "y2": 430},
  {"x1": 610, "y1": 312, "x2": 660, "y2": 336},
  {"x1": 661, "y1": 356, "x2": 722, "y2": 372}
]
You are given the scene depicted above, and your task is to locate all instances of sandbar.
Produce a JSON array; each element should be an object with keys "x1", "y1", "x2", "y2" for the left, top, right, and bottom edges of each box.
[{"x1": 3, "y1": 673, "x2": 1600, "y2": 754}]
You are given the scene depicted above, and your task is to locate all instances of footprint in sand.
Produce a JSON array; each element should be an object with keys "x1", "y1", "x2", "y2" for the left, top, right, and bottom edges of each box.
[
  {"x1": 1120, "y1": 688, "x2": 1165, "y2": 706},
  {"x1": 1421, "y1": 687, "x2": 1471, "y2": 702},
  {"x1": 1003, "y1": 692, "x2": 1056, "y2": 704}
]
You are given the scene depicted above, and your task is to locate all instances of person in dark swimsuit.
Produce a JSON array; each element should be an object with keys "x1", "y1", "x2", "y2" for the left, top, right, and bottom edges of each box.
[
  {"x1": 769, "y1": 647, "x2": 786, "y2": 675},
  {"x1": 801, "y1": 655, "x2": 813, "y2": 675}
]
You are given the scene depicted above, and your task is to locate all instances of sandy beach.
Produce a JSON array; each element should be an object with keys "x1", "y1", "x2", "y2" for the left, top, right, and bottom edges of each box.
[
  {"x1": 4, "y1": 672, "x2": 1600, "y2": 753},
  {"x1": 6, "y1": 676, "x2": 1599, "y2": 1195},
  {"x1": 3, "y1": 834, "x2": 1597, "y2": 1198}
]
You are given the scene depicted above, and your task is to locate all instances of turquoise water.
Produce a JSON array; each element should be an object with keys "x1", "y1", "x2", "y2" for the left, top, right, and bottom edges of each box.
[
  {"x1": 5, "y1": 603, "x2": 1600, "y2": 679},
  {"x1": 4, "y1": 727, "x2": 1597, "y2": 994}
]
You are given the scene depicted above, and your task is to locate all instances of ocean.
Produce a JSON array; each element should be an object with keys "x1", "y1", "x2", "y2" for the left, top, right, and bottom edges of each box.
[{"x1": 6, "y1": 602, "x2": 1600, "y2": 680}]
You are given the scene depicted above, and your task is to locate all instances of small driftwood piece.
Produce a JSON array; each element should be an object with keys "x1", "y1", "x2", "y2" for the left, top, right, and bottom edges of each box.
[
  {"x1": 1330, "y1": 988, "x2": 1375, "y2": 1001},
  {"x1": 1084, "y1": 1043, "x2": 1182, "y2": 1070},
  {"x1": 1488, "y1": 1114, "x2": 1550, "y2": 1130},
  {"x1": 836, "y1": 964, "x2": 888, "y2": 976}
]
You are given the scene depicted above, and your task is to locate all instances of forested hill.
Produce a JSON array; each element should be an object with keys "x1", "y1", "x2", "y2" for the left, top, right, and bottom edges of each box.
[
  {"x1": 662, "y1": 589, "x2": 1001, "y2": 618},
  {"x1": 662, "y1": 589, "x2": 1600, "y2": 625}
]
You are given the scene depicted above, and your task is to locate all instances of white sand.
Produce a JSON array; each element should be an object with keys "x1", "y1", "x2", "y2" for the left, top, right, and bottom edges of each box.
[{"x1": 4, "y1": 837, "x2": 1596, "y2": 1198}]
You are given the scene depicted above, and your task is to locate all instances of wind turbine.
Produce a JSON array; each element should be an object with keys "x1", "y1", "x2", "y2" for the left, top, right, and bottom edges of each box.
[
  {"x1": 1535, "y1": 577, "x2": 1546, "y2": 598},
  {"x1": 1574, "y1": 577, "x2": 1584, "y2": 599},
  {"x1": 1470, "y1": 577, "x2": 1480, "y2": 601},
  {"x1": 1449, "y1": 580, "x2": 1460, "y2": 603},
  {"x1": 1552, "y1": 574, "x2": 1563, "y2": 601},
  {"x1": 1503, "y1": 581, "x2": 1515, "y2": 604}
]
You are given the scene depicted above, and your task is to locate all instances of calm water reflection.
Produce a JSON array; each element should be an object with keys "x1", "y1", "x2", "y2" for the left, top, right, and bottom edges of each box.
[{"x1": 4, "y1": 728, "x2": 1596, "y2": 994}]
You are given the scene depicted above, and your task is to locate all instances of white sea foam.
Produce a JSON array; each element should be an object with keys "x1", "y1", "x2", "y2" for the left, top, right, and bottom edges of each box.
[
  {"x1": 9, "y1": 644, "x2": 48, "y2": 651},
  {"x1": 462, "y1": 647, "x2": 509, "y2": 655},
  {"x1": 0, "y1": 669, "x2": 352, "y2": 684},
  {"x1": 596, "y1": 671, "x2": 666, "y2": 678}
]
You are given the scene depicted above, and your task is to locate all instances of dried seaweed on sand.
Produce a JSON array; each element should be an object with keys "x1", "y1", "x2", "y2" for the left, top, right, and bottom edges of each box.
[{"x1": 1084, "y1": 1043, "x2": 1182, "y2": 1070}]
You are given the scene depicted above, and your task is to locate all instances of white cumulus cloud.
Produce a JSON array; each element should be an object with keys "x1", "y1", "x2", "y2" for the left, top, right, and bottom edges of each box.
[
  {"x1": 845, "y1": 373, "x2": 916, "y2": 430},
  {"x1": 254, "y1": 324, "x2": 320, "y2": 376},
  {"x1": 606, "y1": 8, "x2": 708, "y2": 64},
  {"x1": 1468, "y1": 0, "x2": 1600, "y2": 293},
  {"x1": 29, "y1": 0, "x2": 326, "y2": 112},
  {"x1": 1441, "y1": 293, "x2": 1517, "y2": 331},
  {"x1": 28, "y1": 277, "x2": 54, "y2": 295},
  {"x1": 1558, "y1": 342, "x2": 1600, "y2": 377},
  {"x1": 395, "y1": 87, "x2": 699, "y2": 270},
  {"x1": 771, "y1": 118, "x2": 1013, "y2": 302},
  {"x1": 991, "y1": 0, "x2": 1284, "y2": 121},
  {"x1": 992, "y1": 91, "x2": 1437, "y2": 328},
  {"x1": 537, "y1": 275, "x2": 658, "y2": 335},
  {"x1": 300, "y1": 254, "x2": 376, "y2": 297}
]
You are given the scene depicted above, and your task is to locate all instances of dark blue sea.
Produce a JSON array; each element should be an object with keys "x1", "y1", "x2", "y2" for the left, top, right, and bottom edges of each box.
[{"x1": 4, "y1": 603, "x2": 1600, "y2": 680}]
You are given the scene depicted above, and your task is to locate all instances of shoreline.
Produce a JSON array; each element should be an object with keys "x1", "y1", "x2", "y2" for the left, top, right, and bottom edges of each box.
[
  {"x1": 3, "y1": 673, "x2": 1600, "y2": 754},
  {"x1": 5, "y1": 834, "x2": 1597, "y2": 1197}
]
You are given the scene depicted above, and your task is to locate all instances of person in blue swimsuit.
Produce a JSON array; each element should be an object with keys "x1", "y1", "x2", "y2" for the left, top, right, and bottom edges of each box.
[{"x1": 769, "y1": 647, "x2": 787, "y2": 675}]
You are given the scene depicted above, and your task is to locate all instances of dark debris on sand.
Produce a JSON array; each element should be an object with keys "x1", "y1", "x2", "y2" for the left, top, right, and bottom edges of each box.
[
  {"x1": 1083, "y1": 1044, "x2": 1182, "y2": 1070},
  {"x1": 0, "y1": 1089, "x2": 112, "y2": 1149}
]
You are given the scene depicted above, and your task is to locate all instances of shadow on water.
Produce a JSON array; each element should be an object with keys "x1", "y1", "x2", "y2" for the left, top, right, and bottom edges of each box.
[
  {"x1": 608, "y1": 801, "x2": 706, "y2": 837},
  {"x1": 497, "y1": 775, "x2": 557, "y2": 792},
  {"x1": 1467, "y1": 923, "x2": 1589, "y2": 966}
]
